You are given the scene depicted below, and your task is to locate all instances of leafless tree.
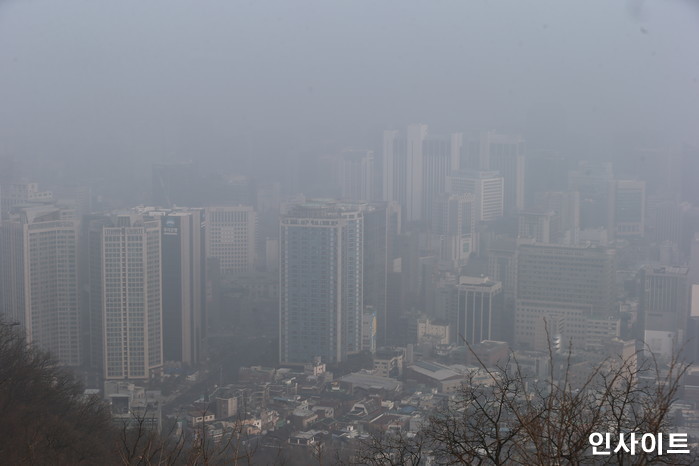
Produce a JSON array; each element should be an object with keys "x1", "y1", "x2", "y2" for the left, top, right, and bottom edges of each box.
[
  {"x1": 360, "y1": 325, "x2": 695, "y2": 465},
  {"x1": 356, "y1": 430, "x2": 427, "y2": 466}
]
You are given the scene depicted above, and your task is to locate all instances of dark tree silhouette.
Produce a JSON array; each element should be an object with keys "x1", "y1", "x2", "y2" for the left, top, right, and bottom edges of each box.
[
  {"x1": 0, "y1": 319, "x2": 116, "y2": 465},
  {"x1": 360, "y1": 331, "x2": 696, "y2": 466}
]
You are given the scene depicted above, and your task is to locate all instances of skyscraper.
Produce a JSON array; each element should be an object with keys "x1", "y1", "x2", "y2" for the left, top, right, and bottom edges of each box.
[
  {"x1": 515, "y1": 242, "x2": 617, "y2": 351},
  {"x1": 646, "y1": 194, "x2": 682, "y2": 247},
  {"x1": 382, "y1": 124, "x2": 427, "y2": 222},
  {"x1": 447, "y1": 170, "x2": 504, "y2": 222},
  {"x1": 639, "y1": 266, "x2": 689, "y2": 358},
  {"x1": 337, "y1": 149, "x2": 376, "y2": 202},
  {"x1": 204, "y1": 206, "x2": 257, "y2": 276},
  {"x1": 151, "y1": 208, "x2": 204, "y2": 366},
  {"x1": 429, "y1": 192, "x2": 476, "y2": 266},
  {"x1": 454, "y1": 276, "x2": 504, "y2": 345},
  {"x1": 382, "y1": 124, "x2": 459, "y2": 223},
  {"x1": 279, "y1": 200, "x2": 363, "y2": 364},
  {"x1": 0, "y1": 181, "x2": 53, "y2": 219},
  {"x1": 362, "y1": 202, "x2": 396, "y2": 348},
  {"x1": 534, "y1": 191, "x2": 580, "y2": 245},
  {"x1": 607, "y1": 179, "x2": 646, "y2": 240},
  {"x1": 0, "y1": 205, "x2": 80, "y2": 366},
  {"x1": 92, "y1": 212, "x2": 163, "y2": 380},
  {"x1": 517, "y1": 211, "x2": 554, "y2": 244},
  {"x1": 481, "y1": 132, "x2": 526, "y2": 215}
]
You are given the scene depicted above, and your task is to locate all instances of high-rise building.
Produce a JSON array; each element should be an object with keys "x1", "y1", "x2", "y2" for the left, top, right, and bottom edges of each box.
[
  {"x1": 150, "y1": 208, "x2": 204, "y2": 366},
  {"x1": 382, "y1": 124, "x2": 426, "y2": 223},
  {"x1": 337, "y1": 150, "x2": 376, "y2": 202},
  {"x1": 430, "y1": 193, "x2": 475, "y2": 238},
  {"x1": 453, "y1": 276, "x2": 504, "y2": 345},
  {"x1": 515, "y1": 243, "x2": 617, "y2": 351},
  {"x1": 517, "y1": 211, "x2": 554, "y2": 244},
  {"x1": 382, "y1": 124, "x2": 459, "y2": 222},
  {"x1": 204, "y1": 206, "x2": 257, "y2": 276},
  {"x1": 607, "y1": 180, "x2": 645, "y2": 240},
  {"x1": 534, "y1": 191, "x2": 580, "y2": 245},
  {"x1": 362, "y1": 202, "x2": 397, "y2": 348},
  {"x1": 92, "y1": 212, "x2": 163, "y2": 380},
  {"x1": 487, "y1": 237, "x2": 518, "y2": 302},
  {"x1": 639, "y1": 266, "x2": 689, "y2": 358},
  {"x1": 429, "y1": 192, "x2": 476, "y2": 266},
  {"x1": 361, "y1": 309, "x2": 377, "y2": 354},
  {"x1": 423, "y1": 134, "x2": 457, "y2": 222},
  {"x1": 0, "y1": 181, "x2": 53, "y2": 219},
  {"x1": 646, "y1": 194, "x2": 682, "y2": 246},
  {"x1": 481, "y1": 132, "x2": 526, "y2": 215},
  {"x1": 279, "y1": 200, "x2": 364, "y2": 364},
  {"x1": 447, "y1": 170, "x2": 504, "y2": 222},
  {"x1": 0, "y1": 205, "x2": 80, "y2": 366}
]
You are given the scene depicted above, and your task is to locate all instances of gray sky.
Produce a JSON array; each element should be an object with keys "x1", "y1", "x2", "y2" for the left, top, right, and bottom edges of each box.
[{"x1": 1, "y1": 0, "x2": 697, "y2": 179}]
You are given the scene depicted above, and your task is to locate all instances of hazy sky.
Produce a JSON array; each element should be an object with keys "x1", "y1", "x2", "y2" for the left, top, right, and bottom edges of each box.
[{"x1": 0, "y1": 0, "x2": 697, "y2": 179}]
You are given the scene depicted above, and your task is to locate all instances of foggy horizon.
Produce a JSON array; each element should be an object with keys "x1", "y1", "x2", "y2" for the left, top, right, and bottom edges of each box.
[{"x1": 1, "y1": 0, "x2": 698, "y2": 184}]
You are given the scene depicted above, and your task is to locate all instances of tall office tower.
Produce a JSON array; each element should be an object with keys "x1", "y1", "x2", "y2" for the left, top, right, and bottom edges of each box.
[
  {"x1": 646, "y1": 195, "x2": 682, "y2": 246},
  {"x1": 382, "y1": 124, "x2": 424, "y2": 223},
  {"x1": 361, "y1": 309, "x2": 377, "y2": 354},
  {"x1": 93, "y1": 213, "x2": 163, "y2": 380},
  {"x1": 607, "y1": 180, "x2": 646, "y2": 240},
  {"x1": 535, "y1": 191, "x2": 580, "y2": 245},
  {"x1": 423, "y1": 134, "x2": 458, "y2": 222},
  {"x1": 517, "y1": 211, "x2": 554, "y2": 243},
  {"x1": 382, "y1": 124, "x2": 459, "y2": 222},
  {"x1": 447, "y1": 170, "x2": 504, "y2": 222},
  {"x1": 453, "y1": 276, "x2": 504, "y2": 345},
  {"x1": 85, "y1": 214, "x2": 112, "y2": 374},
  {"x1": 429, "y1": 193, "x2": 476, "y2": 267},
  {"x1": 481, "y1": 132, "x2": 526, "y2": 215},
  {"x1": 204, "y1": 206, "x2": 257, "y2": 276},
  {"x1": 363, "y1": 202, "x2": 396, "y2": 349},
  {"x1": 515, "y1": 243, "x2": 618, "y2": 351},
  {"x1": 279, "y1": 200, "x2": 364, "y2": 364},
  {"x1": 457, "y1": 132, "x2": 482, "y2": 170},
  {"x1": 337, "y1": 150, "x2": 375, "y2": 202},
  {"x1": 0, "y1": 181, "x2": 53, "y2": 219},
  {"x1": 150, "y1": 208, "x2": 204, "y2": 366},
  {"x1": 0, "y1": 205, "x2": 80, "y2": 366},
  {"x1": 152, "y1": 161, "x2": 199, "y2": 207},
  {"x1": 639, "y1": 266, "x2": 690, "y2": 357},
  {"x1": 487, "y1": 237, "x2": 518, "y2": 301},
  {"x1": 568, "y1": 162, "x2": 613, "y2": 229}
]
